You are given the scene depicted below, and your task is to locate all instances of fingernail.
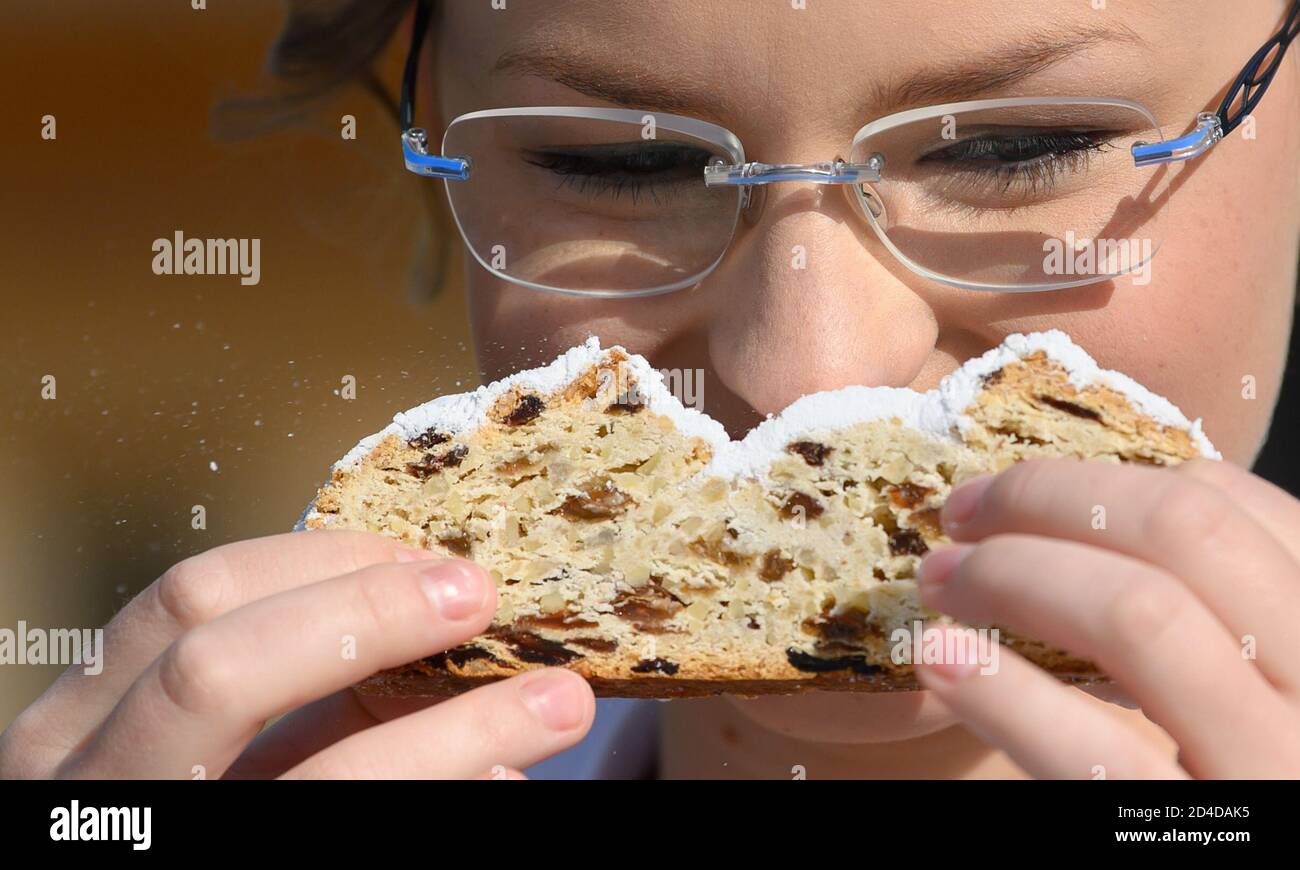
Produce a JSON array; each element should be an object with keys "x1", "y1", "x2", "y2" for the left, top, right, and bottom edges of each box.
[
  {"x1": 418, "y1": 561, "x2": 489, "y2": 621},
  {"x1": 395, "y1": 546, "x2": 443, "y2": 563},
  {"x1": 519, "y1": 672, "x2": 587, "y2": 732},
  {"x1": 943, "y1": 475, "x2": 993, "y2": 530},
  {"x1": 919, "y1": 545, "x2": 970, "y2": 588},
  {"x1": 921, "y1": 657, "x2": 979, "y2": 683},
  {"x1": 916, "y1": 627, "x2": 985, "y2": 684}
]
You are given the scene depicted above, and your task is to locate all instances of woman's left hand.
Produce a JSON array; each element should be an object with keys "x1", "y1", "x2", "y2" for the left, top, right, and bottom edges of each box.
[{"x1": 914, "y1": 457, "x2": 1300, "y2": 779}]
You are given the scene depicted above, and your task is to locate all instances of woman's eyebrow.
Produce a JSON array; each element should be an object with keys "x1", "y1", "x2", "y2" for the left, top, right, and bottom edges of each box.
[
  {"x1": 491, "y1": 23, "x2": 1150, "y2": 122},
  {"x1": 871, "y1": 24, "x2": 1152, "y2": 112},
  {"x1": 492, "y1": 47, "x2": 722, "y2": 118}
]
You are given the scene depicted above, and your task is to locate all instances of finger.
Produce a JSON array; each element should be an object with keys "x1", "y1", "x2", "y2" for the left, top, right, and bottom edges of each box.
[
  {"x1": 226, "y1": 693, "x2": 443, "y2": 779},
  {"x1": 281, "y1": 669, "x2": 595, "y2": 779},
  {"x1": 921, "y1": 537, "x2": 1299, "y2": 778},
  {"x1": 59, "y1": 556, "x2": 494, "y2": 779},
  {"x1": 1176, "y1": 459, "x2": 1300, "y2": 566},
  {"x1": 16, "y1": 530, "x2": 430, "y2": 769},
  {"x1": 943, "y1": 459, "x2": 1300, "y2": 692},
  {"x1": 914, "y1": 626, "x2": 1187, "y2": 779}
]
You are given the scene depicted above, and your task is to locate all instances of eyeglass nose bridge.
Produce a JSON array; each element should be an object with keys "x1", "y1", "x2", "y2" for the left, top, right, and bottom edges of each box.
[
  {"x1": 704, "y1": 154, "x2": 884, "y2": 188},
  {"x1": 713, "y1": 155, "x2": 890, "y2": 231}
]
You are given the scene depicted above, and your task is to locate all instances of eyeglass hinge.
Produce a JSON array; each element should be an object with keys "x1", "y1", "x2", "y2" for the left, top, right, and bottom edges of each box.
[
  {"x1": 1131, "y1": 113, "x2": 1223, "y2": 168},
  {"x1": 402, "y1": 128, "x2": 471, "y2": 180}
]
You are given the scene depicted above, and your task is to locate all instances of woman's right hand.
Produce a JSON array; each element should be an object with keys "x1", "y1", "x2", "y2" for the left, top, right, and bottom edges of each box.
[{"x1": 0, "y1": 531, "x2": 595, "y2": 779}]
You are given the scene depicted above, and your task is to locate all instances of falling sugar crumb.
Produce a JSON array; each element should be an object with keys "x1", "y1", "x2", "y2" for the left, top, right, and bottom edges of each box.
[{"x1": 209, "y1": 461, "x2": 218, "y2": 471}]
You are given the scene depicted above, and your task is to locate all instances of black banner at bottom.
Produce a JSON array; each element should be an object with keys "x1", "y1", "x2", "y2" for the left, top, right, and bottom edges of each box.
[{"x1": 2, "y1": 779, "x2": 1287, "y2": 857}]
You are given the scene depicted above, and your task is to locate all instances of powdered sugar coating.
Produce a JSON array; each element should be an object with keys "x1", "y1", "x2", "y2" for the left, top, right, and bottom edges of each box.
[
  {"x1": 712, "y1": 329, "x2": 1219, "y2": 477},
  {"x1": 331, "y1": 337, "x2": 729, "y2": 473},
  {"x1": 707, "y1": 388, "x2": 951, "y2": 479},
  {"x1": 319, "y1": 330, "x2": 1218, "y2": 498},
  {"x1": 939, "y1": 330, "x2": 1219, "y2": 460}
]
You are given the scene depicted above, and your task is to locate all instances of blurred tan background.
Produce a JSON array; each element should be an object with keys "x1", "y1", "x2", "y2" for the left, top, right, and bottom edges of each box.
[{"x1": 0, "y1": 0, "x2": 475, "y2": 725}]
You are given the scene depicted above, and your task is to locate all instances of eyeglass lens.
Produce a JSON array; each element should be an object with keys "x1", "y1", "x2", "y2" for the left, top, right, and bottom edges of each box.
[
  {"x1": 849, "y1": 101, "x2": 1170, "y2": 289},
  {"x1": 444, "y1": 102, "x2": 1170, "y2": 294},
  {"x1": 443, "y1": 113, "x2": 742, "y2": 295}
]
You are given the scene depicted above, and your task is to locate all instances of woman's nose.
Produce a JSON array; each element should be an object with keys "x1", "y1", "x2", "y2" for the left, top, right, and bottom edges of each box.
[{"x1": 702, "y1": 187, "x2": 938, "y2": 421}]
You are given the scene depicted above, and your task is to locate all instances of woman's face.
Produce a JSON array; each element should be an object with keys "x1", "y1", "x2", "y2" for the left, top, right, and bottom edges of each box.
[{"x1": 429, "y1": 0, "x2": 1300, "y2": 742}]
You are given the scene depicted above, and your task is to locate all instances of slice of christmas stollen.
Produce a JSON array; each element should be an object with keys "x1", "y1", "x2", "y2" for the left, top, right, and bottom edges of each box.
[{"x1": 300, "y1": 331, "x2": 1217, "y2": 697}]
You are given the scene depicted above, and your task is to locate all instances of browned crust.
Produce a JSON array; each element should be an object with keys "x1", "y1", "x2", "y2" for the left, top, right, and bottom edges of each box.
[
  {"x1": 356, "y1": 661, "x2": 1106, "y2": 699},
  {"x1": 354, "y1": 635, "x2": 1104, "y2": 699}
]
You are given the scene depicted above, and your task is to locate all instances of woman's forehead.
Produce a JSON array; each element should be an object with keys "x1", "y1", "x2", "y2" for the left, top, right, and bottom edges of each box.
[
  {"x1": 437, "y1": 0, "x2": 1182, "y2": 69},
  {"x1": 435, "y1": 0, "x2": 1190, "y2": 136}
]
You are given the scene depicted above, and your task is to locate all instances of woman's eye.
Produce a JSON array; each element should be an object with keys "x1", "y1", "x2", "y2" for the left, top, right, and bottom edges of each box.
[
  {"x1": 922, "y1": 131, "x2": 1109, "y2": 165},
  {"x1": 523, "y1": 142, "x2": 713, "y2": 200},
  {"x1": 916, "y1": 130, "x2": 1116, "y2": 196}
]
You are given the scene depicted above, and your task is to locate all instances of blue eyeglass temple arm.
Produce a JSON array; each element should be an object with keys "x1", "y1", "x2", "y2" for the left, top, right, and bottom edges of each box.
[
  {"x1": 1133, "y1": 0, "x2": 1298, "y2": 167},
  {"x1": 402, "y1": 128, "x2": 470, "y2": 180},
  {"x1": 400, "y1": 0, "x2": 471, "y2": 180},
  {"x1": 1131, "y1": 113, "x2": 1224, "y2": 168}
]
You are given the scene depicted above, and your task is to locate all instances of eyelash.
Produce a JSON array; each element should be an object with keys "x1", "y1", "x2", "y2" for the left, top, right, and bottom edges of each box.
[
  {"x1": 919, "y1": 131, "x2": 1115, "y2": 197},
  {"x1": 521, "y1": 131, "x2": 1114, "y2": 207},
  {"x1": 523, "y1": 144, "x2": 712, "y2": 202}
]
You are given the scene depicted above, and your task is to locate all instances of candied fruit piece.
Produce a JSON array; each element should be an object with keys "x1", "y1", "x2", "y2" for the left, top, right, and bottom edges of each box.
[
  {"x1": 502, "y1": 394, "x2": 545, "y2": 426},
  {"x1": 779, "y1": 491, "x2": 824, "y2": 521},
  {"x1": 406, "y1": 445, "x2": 469, "y2": 480},
  {"x1": 887, "y1": 482, "x2": 932, "y2": 510},
  {"x1": 787, "y1": 440, "x2": 831, "y2": 466},
  {"x1": 407, "y1": 428, "x2": 450, "y2": 450},
  {"x1": 436, "y1": 531, "x2": 472, "y2": 558},
  {"x1": 553, "y1": 478, "x2": 634, "y2": 521},
  {"x1": 759, "y1": 550, "x2": 795, "y2": 581},
  {"x1": 888, "y1": 528, "x2": 929, "y2": 556}
]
